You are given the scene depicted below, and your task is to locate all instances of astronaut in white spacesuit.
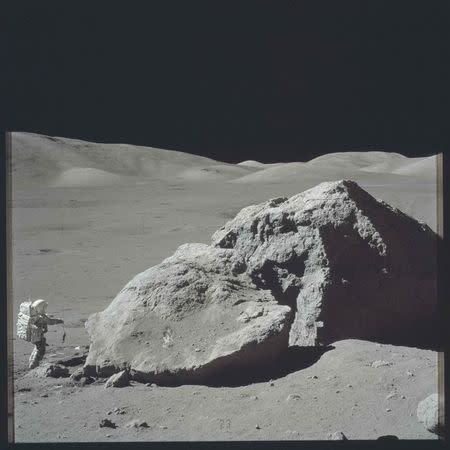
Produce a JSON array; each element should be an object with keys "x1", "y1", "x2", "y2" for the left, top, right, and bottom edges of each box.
[{"x1": 17, "y1": 299, "x2": 64, "y2": 369}]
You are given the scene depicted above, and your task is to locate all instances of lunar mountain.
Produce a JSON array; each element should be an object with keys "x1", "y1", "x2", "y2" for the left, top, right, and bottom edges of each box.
[{"x1": 84, "y1": 180, "x2": 438, "y2": 384}]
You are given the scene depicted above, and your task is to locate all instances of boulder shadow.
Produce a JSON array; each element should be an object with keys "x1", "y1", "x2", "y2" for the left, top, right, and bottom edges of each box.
[
  {"x1": 202, "y1": 345, "x2": 335, "y2": 388},
  {"x1": 132, "y1": 345, "x2": 334, "y2": 388}
]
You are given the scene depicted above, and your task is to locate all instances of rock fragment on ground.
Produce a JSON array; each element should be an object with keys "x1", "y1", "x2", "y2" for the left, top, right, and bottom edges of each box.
[
  {"x1": 99, "y1": 418, "x2": 116, "y2": 429},
  {"x1": 328, "y1": 431, "x2": 348, "y2": 440},
  {"x1": 31, "y1": 363, "x2": 69, "y2": 378},
  {"x1": 371, "y1": 360, "x2": 392, "y2": 368},
  {"x1": 125, "y1": 420, "x2": 149, "y2": 428},
  {"x1": 69, "y1": 367, "x2": 85, "y2": 381}
]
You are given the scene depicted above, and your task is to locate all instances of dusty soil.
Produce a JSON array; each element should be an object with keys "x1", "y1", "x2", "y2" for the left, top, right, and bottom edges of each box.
[{"x1": 13, "y1": 340, "x2": 438, "y2": 442}]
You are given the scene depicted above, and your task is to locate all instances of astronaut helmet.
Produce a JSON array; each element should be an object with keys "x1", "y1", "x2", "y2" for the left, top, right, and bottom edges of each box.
[{"x1": 31, "y1": 299, "x2": 48, "y2": 315}]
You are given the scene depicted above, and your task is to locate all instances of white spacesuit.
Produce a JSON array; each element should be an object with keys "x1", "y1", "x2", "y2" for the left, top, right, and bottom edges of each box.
[{"x1": 17, "y1": 299, "x2": 64, "y2": 369}]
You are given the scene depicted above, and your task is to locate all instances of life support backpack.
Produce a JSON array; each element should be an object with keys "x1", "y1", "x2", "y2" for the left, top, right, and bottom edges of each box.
[{"x1": 17, "y1": 301, "x2": 44, "y2": 344}]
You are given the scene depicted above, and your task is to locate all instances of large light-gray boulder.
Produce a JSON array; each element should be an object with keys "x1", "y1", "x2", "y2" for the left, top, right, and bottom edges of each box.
[
  {"x1": 84, "y1": 243, "x2": 292, "y2": 383},
  {"x1": 212, "y1": 180, "x2": 437, "y2": 348},
  {"x1": 417, "y1": 393, "x2": 442, "y2": 436},
  {"x1": 84, "y1": 180, "x2": 437, "y2": 384}
]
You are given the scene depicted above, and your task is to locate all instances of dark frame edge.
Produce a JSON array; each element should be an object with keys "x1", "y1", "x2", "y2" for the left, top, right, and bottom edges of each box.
[{"x1": 6, "y1": 132, "x2": 15, "y2": 443}]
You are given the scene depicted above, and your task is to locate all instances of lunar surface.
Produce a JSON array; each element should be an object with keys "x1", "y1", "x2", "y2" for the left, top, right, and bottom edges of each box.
[{"x1": 10, "y1": 133, "x2": 440, "y2": 441}]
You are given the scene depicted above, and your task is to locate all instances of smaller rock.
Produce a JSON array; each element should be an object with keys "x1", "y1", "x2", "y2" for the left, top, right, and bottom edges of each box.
[
  {"x1": 105, "y1": 370, "x2": 130, "y2": 388},
  {"x1": 328, "y1": 431, "x2": 348, "y2": 440},
  {"x1": 32, "y1": 363, "x2": 69, "y2": 378},
  {"x1": 386, "y1": 408, "x2": 392, "y2": 412},
  {"x1": 70, "y1": 367, "x2": 85, "y2": 381},
  {"x1": 151, "y1": 383, "x2": 157, "y2": 388},
  {"x1": 377, "y1": 435, "x2": 399, "y2": 440},
  {"x1": 255, "y1": 425, "x2": 261, "y2": 430},
  {"x1": 269, "y1": 380, "x2": 274, "y2": 386},
  {"x1": 99, "y1": 418, "x2": 116, "y2": 429},
  {"x1": 251, "y1": 396, "x2": 258, "y2": 400},
  {"x1": 159, "y1": 425, "x2": 167, "y2": 430},
  {"x1": 40, "y1": 394, "x2": 48, "y2": 398},
  {"x1": 371, "y1": 360, "x2": 391, "y2": 368},
  {"x1": 125, "y1": 420, "x2": 149, "y2": 428},
  {"x1": 406, "y1": 370, "x2": 414, "y2": 377},
  {"x1": 286, "y1": 394, "x2": 301, "y2": 402},
  {"x1": 346, "y1": 384, "x2": 352, "y2": 388},
  {"x1": 112, "y1": 407, "x2": 127, "y2": 415},
  {"x1": 401, "y1": 395, "x2": 406, "y2": 399},
  {"x1": 107, "y1": 411, "x2": 113, "y2": 415}
]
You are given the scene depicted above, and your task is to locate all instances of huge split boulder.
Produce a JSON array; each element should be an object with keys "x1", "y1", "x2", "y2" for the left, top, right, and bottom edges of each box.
[
  {"x1": 84, "y1": 180, "x2": 438, "y2": 383},
  {"x1": 211, "y1": 180, "x2": 437, "y2": 348},
  {"x1": 84, "y1": 243, "x2": 292, "y2": 383}
]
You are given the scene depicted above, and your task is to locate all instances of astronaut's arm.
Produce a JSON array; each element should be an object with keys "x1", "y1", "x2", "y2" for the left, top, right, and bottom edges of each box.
[{"x1": 45, "y1": 315, "x2": 64, "y2": 325}]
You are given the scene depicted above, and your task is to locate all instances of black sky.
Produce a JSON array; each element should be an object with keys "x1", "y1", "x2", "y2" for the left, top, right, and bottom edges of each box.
[{"x1": 3, "y1": 1, "x2": 448, "y2": 163}]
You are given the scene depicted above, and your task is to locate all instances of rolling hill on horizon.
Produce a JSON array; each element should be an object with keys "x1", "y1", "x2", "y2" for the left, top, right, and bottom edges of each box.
[{"x1": 10, "y1": 132, "x2": 437, "y2": 188}]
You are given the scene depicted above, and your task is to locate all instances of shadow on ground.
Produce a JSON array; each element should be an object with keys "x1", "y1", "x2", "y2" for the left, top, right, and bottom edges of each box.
[
  {"x1": 203, "y1": 345, "x2": 335, "y2": 388},
  {"x1": 131, "y1": 345, "x2": 335, "y2": 388}
]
